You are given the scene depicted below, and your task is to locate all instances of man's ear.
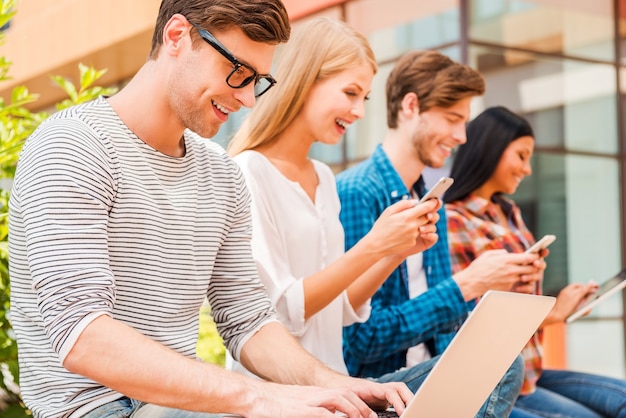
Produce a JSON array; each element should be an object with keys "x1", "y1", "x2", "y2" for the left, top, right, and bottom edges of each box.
[
  {"x1": 400, "y1": 92, "x2": 420, "y2": 118},
  {"x1": 162, "y1": 14, "x2": 189, "y2": 56}
]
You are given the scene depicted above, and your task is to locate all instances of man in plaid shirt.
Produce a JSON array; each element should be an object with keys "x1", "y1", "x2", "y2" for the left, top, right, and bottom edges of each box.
[{"x1": 337, "y1": 50, "x2": 546, "y2": 417}]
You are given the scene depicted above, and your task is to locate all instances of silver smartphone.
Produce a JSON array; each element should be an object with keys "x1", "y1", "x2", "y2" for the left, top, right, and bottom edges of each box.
[
  {"x1": 419, "y1": 177, "x2": 454, "y2": 203},
  {"x1": 525, "y1": 234, "x2": 556, "y2": 254}
]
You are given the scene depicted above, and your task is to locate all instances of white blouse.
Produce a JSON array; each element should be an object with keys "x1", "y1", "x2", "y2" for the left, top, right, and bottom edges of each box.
[{"x1": 229, "y1": 150, "x2": 370, "y2": 375}]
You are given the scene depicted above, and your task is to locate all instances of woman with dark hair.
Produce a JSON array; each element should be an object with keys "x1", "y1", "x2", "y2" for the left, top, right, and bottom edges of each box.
[
  {"x1": 444, "y1": 106, "x2": 626, "y2": 417},
  {"x1": 444, "y1": 106, "x2": 534, "y2": 206}
]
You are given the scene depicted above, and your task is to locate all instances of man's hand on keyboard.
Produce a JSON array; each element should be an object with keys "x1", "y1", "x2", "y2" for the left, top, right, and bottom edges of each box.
[{"x1": 324, "y1": 374, "x2": 413, "y2": 417}]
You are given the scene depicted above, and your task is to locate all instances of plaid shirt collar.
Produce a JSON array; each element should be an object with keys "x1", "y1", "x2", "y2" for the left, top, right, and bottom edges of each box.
[
  {"x1": 461, "y1": 193, "x2": 518, "y2": 227},
  {"x1": 372, "y1": 144, "x2": 426, "y2": 202}
]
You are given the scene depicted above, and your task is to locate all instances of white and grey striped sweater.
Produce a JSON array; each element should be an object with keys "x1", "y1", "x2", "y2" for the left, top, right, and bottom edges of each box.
[{"x1": 9, "y1": 96, "x2": 276, "y2": 418}]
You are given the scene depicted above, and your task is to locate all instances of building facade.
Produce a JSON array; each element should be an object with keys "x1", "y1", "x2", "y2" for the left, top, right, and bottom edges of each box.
[{"x1": 3, "y1": 0, "x2": 625, "y2": 378}]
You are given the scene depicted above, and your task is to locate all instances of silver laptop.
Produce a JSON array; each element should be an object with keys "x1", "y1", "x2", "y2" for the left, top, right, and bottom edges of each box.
[
  {"x1": 388, "y1": 290, "x2": 555, "y2": 418},
  {"x1": 226, "y1": 291, "x2": 554, "y2": 418}
]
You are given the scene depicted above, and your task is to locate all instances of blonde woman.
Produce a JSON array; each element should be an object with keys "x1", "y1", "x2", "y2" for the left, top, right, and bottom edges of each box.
[{"x1": 227, "y1": 17, "x2": 441, "y2": 389}]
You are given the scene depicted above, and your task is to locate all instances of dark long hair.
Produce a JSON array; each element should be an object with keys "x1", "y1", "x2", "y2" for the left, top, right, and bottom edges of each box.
[{"x1": 443, "y1": 106, "x2": 534, "y2": 203}]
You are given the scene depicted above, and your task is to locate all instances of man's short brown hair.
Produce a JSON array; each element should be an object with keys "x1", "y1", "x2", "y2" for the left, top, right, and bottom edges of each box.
[
  {"x1": 386, "y1": 50, "x2": 485, "y2": 129},
  {"x1": 150, "y1": 0, "x2": 291, "y2": 59}
]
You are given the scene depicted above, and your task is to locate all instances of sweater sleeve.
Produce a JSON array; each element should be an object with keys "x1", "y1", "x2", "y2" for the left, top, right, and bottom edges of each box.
[{"x1": 11, "y1": 117, "x2": 119, "y2": 362}]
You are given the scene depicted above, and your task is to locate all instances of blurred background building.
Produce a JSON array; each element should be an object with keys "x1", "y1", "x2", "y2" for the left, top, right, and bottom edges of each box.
[{"x1": 3, "y1": 0, "x2": 625, "y2": 378}]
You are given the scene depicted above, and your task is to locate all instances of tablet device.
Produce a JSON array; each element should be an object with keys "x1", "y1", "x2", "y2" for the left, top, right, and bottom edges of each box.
[{"x1": 566, "y1": 268, "x2": 626, "y2": 323}]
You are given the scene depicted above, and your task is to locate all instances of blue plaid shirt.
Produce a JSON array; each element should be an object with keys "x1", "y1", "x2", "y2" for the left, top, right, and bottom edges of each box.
[{"x1": 336, "y1": 144, "x2": 473, "y2": 378}]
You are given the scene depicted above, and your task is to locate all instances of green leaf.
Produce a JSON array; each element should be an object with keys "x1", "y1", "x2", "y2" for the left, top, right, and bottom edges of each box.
[
  {"x1": 51, "y1": 75, "x2": 78, "y2": 102},
  {"x1": 78, "y1": 63, "x2": 91, "y2": 88},
  {"x1": 53, "y1": 65, "x2": 117, "y2": 110},
  {"x1": 0, "y1": 0, "x2": 16, "y2": 38}
]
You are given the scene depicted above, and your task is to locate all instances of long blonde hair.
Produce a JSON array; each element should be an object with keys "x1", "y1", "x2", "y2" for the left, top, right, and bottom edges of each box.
[{"x1": 228, "y1": 17, "x2": 377, "y2": 156}]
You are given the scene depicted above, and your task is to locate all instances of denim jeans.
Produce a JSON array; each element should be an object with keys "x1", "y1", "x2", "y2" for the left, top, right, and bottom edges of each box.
[
  {"x1": 510, "y1": 369, "x2": 626, "y2": 418},
  {"x1": 82, "y1": 397, "x2": 231, "y2": 417},
  {"x1": 375, "y1": 353, "x2": 524, "y2": 418}
]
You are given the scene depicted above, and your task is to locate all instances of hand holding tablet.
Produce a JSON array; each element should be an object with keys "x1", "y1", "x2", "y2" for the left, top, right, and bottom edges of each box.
[
  {"x1": 521, "y1": 236, "x2": 625, "y2": 323},
  {"x1": 566, "y1": 269, "x2": 626, "y2": 323}
]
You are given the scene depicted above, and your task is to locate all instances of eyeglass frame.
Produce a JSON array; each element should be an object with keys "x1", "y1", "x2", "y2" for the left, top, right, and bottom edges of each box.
[{"x1": 189, "y1": 22, "x2": 277, "y2": 98}]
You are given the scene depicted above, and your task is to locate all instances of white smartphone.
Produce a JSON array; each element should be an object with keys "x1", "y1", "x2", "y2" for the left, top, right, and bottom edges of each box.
[
  {"x1": 525, "y1": 234, "x2": 556, "y2": 254},
  {"x1": 419, "y1": 177, "x2": 454, "y2": 203}
]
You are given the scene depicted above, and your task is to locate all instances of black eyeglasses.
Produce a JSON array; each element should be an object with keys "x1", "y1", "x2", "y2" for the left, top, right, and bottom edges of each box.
[{"x1": 190, "y1": 23, "x2": 276, "y2": 98}]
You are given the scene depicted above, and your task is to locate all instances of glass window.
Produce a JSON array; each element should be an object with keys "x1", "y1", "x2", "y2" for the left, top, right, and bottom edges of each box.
[
  {"x1": 564, "y1": 155, "x2": 622, "y2": 286},
  {"x1": 568, "y1": 320, "x2": 625, "y2": 379},
  {"x1": 469, "y1": 46, "x2": 619, "y2": 154},
  {"x1": 347, "y1": 0, "x2": 459, "y2": 62},
  {"x1": 470, "y1": 0, "x2": 615, "y2": 62}
]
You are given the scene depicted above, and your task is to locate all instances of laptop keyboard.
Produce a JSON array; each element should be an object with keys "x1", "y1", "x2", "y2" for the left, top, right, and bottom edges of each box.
[{"x1": 377, "y1": 410, "x2": 399, "y2": 418}]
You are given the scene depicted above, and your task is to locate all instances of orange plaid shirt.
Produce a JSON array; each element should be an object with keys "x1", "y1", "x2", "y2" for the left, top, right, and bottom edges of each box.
[{"x1": 445, "y1": 193, "x2": 543, "y2": 395}]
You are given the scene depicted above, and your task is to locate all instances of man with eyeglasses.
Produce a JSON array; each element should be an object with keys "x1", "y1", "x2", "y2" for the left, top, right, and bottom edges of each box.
[{"x1": 8, "y1": 1, "x2": 412, "y2": 417}]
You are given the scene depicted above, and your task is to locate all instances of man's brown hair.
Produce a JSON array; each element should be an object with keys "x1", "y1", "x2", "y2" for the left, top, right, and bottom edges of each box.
[
  {"x1": 149, "y1": 0, "x2": 291, "y2": 59},
  {"x1": 386, "y1": 50, "x2": 485, "y2": 129}
]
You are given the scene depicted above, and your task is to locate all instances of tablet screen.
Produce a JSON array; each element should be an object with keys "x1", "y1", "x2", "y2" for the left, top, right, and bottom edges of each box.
[{"x1": 566, "y1": 268, "x2": 626, "y2": 323}]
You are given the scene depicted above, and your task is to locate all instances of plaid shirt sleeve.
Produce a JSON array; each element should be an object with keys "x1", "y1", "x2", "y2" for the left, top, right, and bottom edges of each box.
[
  {"x1": 337, "y1": 162, "x2": 469, "y2": 376},
  {"x1": 445, "y1": 203, "x2": 478, "y2": 273}
]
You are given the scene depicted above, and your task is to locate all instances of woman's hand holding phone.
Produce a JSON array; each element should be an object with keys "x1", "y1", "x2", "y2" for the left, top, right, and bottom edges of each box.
[{"x1": 510, "y1": 235, "x2": 555, "y2": 293}]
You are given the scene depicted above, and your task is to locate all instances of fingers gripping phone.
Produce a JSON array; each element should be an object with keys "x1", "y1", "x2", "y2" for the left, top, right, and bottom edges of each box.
[
  {"x1": 525, "y1": 234, "x2": 556, "y2": 254},
  {"x1": 419, "y1": 177, "x2": 454, "y2": 203}
]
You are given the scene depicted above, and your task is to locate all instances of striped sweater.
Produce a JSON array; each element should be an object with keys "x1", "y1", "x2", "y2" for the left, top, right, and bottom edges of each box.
[{"x1": 9, "y1": 96, "x2": 276, "y2": 417}]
